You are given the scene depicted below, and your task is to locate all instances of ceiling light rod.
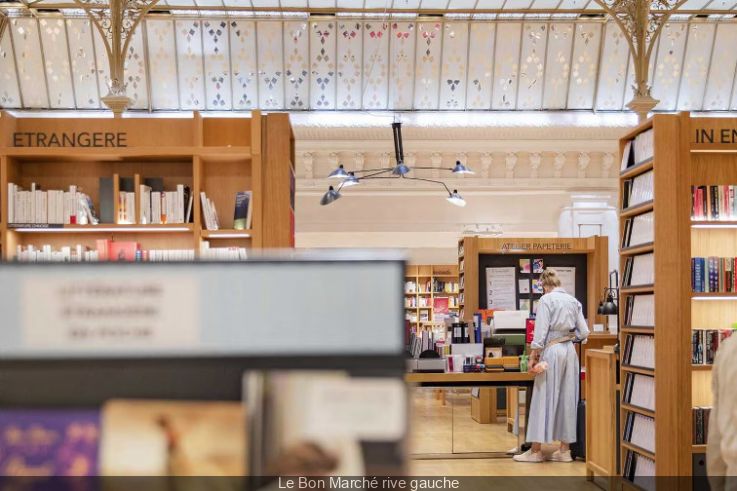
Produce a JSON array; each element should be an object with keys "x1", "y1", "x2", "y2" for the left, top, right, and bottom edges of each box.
[{"x1": 320, "y1": 121, "x2": 471, "y2": 207}]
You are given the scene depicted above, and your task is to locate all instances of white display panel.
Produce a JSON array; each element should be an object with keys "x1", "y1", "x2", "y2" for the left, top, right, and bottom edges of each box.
[{"x1": 0, "y1": 259, "x2": 404, "y2": 359}]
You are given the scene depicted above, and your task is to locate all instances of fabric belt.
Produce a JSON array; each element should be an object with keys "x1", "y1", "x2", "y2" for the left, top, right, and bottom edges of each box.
[{"x1": 544, "y1": 334, "x2": 575, "y2": 349}]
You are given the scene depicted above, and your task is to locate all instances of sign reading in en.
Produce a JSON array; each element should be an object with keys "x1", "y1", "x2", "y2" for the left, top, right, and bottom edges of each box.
[
  {"x1": 12, "y1": 132, "x2": 128, "y2": 147},
  {"x1": 694, "y1": 128, "x2": 737, "y2": 145}
]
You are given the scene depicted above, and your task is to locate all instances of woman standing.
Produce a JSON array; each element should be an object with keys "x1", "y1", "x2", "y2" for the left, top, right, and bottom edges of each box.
[{"x1": 513, "y1": 268, "x2": 589, "y2": 463}]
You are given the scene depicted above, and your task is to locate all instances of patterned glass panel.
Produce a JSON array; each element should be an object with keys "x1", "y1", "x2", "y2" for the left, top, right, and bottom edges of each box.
[
  {"x1": 0, "y1": 29, "x2": 21, "y2": 108},
  {"x1": 175, "y1": 19, "x2": 206, "y2": 110},
  {"x1": 284, "y1": 20, "x2": 309, "y2": 110},
  {"x1": 651, "y1": 22, "x2": 688, "y2": 110},
  {"x1": 517, "y1": 22, "x2": 547, "y2": 110},
  {"x1": 310, "y1": 20, "x2": 337, "y2": 109},
  {"x1": 202, "y1": 19, "x2": 232, "y2": 110},
  {"x1": 465, "y1": 22, "x2": 494, "y2": 110},
  {"x1": 11, "y1": 18, "x2": 48, "y2": 108},
  {"x1": 567, "y1": 22, "x2": 601, "y2": 109},
  {"x1": 38, "y1": 17, "x2": 74, "y2": 108},
  {"x1": 336, "y1": 20, "x2": 362, "y2": 110},
  {"x1": 414, "y1": 21, "x2": 443, "y2": 109},
  {"x1": 125, "y1": 26, "x2": 148, "y2": 109},
  {"x1": 492, "y1": 22, "x2": 521, "y2": 109},
  {"x1": 230, "y1": 20, "x2": 258, "y2": 109},
  {"x1": 362, "y1": 20, "x2": 389, "y2": 109},
  {"x1": 542, "y1": 22, "x2": 573, "y2": 109},
  {"x1": 678, "y1": 22, "x2": 716, "y2": 110},
  {"x1": 91, "y1": 23, "x2": 110, "y2": 101},
  {"x1": 66, "y1": 18, "x2": 100, "y2": 109},
  {"x1": 438, "y1": 21, "x2": 469, "y2": 110},
  {"x1": 704, "y1": 23, "x2": 737, "y2": 110},
  {"x1": 594, "y1": 21, "x2": 628, "y2": 110},
  {"x1": 257, "y1": 21, "x2": 285, "y2": 109},
  {"x1": 388, "y1": 21, "x2": 416, "y2": 110},
  {"x1": 146, "y1": 19, "x2": 179, "y2": 109}
]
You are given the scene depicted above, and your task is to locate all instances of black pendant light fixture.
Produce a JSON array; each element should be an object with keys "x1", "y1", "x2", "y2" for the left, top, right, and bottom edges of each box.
[{"x1": 320, "y1": 121, "x2": 472, "y2": 207}]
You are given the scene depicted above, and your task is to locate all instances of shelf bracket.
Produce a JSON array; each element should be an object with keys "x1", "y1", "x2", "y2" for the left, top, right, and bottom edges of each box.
[
  {"x1": 71, "y1": 0, "x2": 160, "y2": 116},
  {"x1": 592, "y1": 0, "x2": 688, "y2": 122}
]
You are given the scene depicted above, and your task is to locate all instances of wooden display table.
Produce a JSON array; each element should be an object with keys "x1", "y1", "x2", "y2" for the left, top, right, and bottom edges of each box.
[{"x1": 406, "y1": 371, "x2": 535, "y2": 459}]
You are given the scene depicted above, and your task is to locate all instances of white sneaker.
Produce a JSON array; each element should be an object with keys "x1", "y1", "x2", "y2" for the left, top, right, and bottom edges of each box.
[
  {"x1": 549, "y1": 449, "x2": 573, "y2": 462},
  {"x1": 512, "y1": 449, "x2": 544, "y2": 463}
]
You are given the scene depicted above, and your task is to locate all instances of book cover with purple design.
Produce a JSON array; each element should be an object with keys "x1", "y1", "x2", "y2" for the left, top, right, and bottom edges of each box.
[{"x1": 0, "y1": 410, "x2": 100, "y2": 476}]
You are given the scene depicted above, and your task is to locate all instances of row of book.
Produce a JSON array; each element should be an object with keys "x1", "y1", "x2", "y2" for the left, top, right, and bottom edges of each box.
[
  {"x1": 405, "y1": 297, "x2": 432, "y2": 308},
  {"x1": 7, "y1": 183, "x2": 97, "y2": 225},
  {"x1": 692, "y1": 329, "x2": 734, "y2": 365},
  {"x1": 132, "y1": 185, "x2": 192, "y2": 225},
  {"x1": 405, "y1": 296, "x2": 460, "y2": 309},
  {"x1": 14, "y1": 243, "x2": 195, "y2": 262},
  {"x1": 621, "y1": 127, "x2": 654, "y2": 171},
  {"x1": 623, "y1": 450, "x2": 655, "y2": 484},
  {"x1": 691, "y1": 185, "x2": 737, "y2": 221},
  {"x1": 622, "y1": 334, "x2": 655, "y2": 370},
  {"x1": 404, "y1": 282, "x2": 460, "y2": 294},
  {"x1": 200, "y1": 191, "x2": 253, "y2": 231},
  {"x1": 199, "y1": 241, "x2": 248, "y2": 261},
  {"x1": 621, "y1": 211, "x2": 654, "y2": 248},
  {"x1": 432, "y1": 280, "x2": 460, "y2": 293},
  {"x1": 691, "y1": 256, "x2": 737, "y2": 293},
  {"x1": 693, "y1": 406, "x2": 712, "y2": 445},
  {"x1": 623, "y1": 253, "x2": 655, "y2": 287},
  {"x1": 623, "y1": 412, "x2": 655, "y2": 453},
  {"x1": 622, "y1": 170, "x2": 654, "y2": 209},
  {"x1": 623, "y1": 372, "x2": 655, "y2": 411},
  {"x1": 623, "y1": 294, "x2": 654, "y2": 327}
]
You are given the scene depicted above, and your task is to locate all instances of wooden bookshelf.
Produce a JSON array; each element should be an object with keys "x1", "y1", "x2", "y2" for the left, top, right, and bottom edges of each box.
[
  {"x1": 0, "y1": 111, "x2": 295, "y2": 260},
  {"x1": 404, "y1": 264, "x2": 460, "y2": 331},
  {"x1": 616, "y1": 113, "x2": 737, "y2": 479}
]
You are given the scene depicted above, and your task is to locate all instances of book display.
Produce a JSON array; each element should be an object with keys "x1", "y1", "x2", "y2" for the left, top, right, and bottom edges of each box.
[
  {"x1": 404, "y1": 264, "x2": 460, "y2": 331},
  {"x1": 617, "y1": 113, "x2": 737, "y2": 479},
  {"x1": 0, "y1": 111, "x2": 295, "y2": 261}
]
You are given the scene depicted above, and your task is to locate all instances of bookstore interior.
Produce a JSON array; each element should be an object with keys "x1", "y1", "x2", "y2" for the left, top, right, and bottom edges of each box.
[{"x1": 4, "y1": 0, "x2": 737, "y2": 486}]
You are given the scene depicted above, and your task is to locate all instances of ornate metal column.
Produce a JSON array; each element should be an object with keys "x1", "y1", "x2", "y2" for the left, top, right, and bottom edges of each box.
[
  {"x1": 73, "y1": 0, "x2": 159, "y2": 115},
  {"x1": 0, "y1": 13, "x2": 8, "y2": 42},
  {"x1": 594, "y1": 0, "x2": 687, "y2": 122}
]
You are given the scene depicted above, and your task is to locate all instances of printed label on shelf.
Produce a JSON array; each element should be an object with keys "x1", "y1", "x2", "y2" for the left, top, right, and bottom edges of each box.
[{"x1": 22, "y1": 275, "x2": 199, "y2": 351}]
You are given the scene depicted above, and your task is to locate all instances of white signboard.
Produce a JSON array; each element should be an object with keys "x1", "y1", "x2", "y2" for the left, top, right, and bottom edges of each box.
[
  {"x1": 22, "y1": 275, "x2": 199, "y2": 350},
  {"x1": 556, "y1": 266, "x2": 577, "y2": 296},
  {"x1": 486, "y1": 267, "x2": 517, "y2": 310}
]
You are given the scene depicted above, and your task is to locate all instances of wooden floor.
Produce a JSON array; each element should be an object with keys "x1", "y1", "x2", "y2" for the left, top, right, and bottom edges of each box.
[{"x1": 408, "y1": 388, "x2": 587, "y2": 476}]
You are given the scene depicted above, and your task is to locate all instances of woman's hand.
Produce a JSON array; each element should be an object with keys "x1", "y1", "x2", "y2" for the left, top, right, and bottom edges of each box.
[{"x1": 528, "y1": 348, "x2": 541, "y2": 373}]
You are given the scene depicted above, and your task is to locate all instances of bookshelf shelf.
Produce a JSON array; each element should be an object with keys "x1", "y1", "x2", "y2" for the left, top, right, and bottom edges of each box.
[
  {"x1": 201, "y1": 229, "x2": 252, "y2": 239},
  {"x1": 9, "y1": 224, "x2": 195, "y2": 233},
  {"x1": 621, "y1": 403, "x2": 656, "y2": 419},
  {"x1": 620, "y1": 285, "x2": 655, "y2": 294},
  {"x1": 621, "y1": 201, "x2": 655, "y2": 219},
  {"x1": 692, "y1": 444, "x2": 707, "y2": 453},
  {"x1": 691, "y1": 364, "x2": 713, "y2": 371},
  {"x1": 621, "y1": 326, "x2": 655, "y2": 334},
  {"x1": 691, "y1": 292, "x2": 737, "y2": 299},
  {"x1": 620, "y1": 243, "x2": 655, "y2": 256},
  {"x1": 0, "y1": 111, "x2": 296, "y2": 261},
  {"x1": 691, "y1": 221, "x2": 737, "y2": 228},
  {"x1": 621, "y1": 442, "x2": 657, "y2": 462},
  {"x1": 620, "y1": 159, "x2": 654, "y2": 180},
  {"x1": 404, "y1": 264, "x2": 460, "y2": 330},
  {"x1": 622, "y1": 365, "x2": 656, "y2": 376}
]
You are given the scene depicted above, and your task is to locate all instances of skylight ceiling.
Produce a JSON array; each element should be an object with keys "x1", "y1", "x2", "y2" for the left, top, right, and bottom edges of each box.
[{"x1": 1, "y1": 13, "x2": 736, "y2": 111}]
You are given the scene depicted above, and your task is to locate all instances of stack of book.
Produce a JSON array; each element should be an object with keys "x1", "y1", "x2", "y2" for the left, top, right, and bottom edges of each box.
[
  {"x1": 623, "y1": 294, "x2": 654, "y2": 327},
  {"x1": 7, "y1": 183, "x2": 97, "y2": 225},
  {"x1": 405, "y1": 281, "x2": 417, "y2": 293},
  {"x1": 623, "y1": 253, "x2": 655, "y2": 287},
  {"x1": 15, "y1": 244, "x2": 99, "y2": 262},
  {"x1": 692, "y1": 185, "x2": 737, "y2": 221},
  {"x1": 623, "y1": 372, "x2": 655, "y2": 411},
  {"x1": 621, "y1": 127, "x2": 654, "y2": 171},
  {"x1": 623, "y1": 450, "x2": 655, "y2": 484},
  {"x1": 693, "y1": 407, "x2": 712, "y2": 445},
  {"x1": 14, "y1": 243, "x2": 195, "y2": 262},
  {"x1": 623, "y1": 412, "x2": 655, "y2": 453},
  {"x1": 622, "y1": 334, "x2": 655, "y2": 369},
  {"x1": 621, "y1": 212, "x2": 654, "y2": 248},
  {"x1": 200, "y1": 192, "x2": 221, "y2": 231},
  {"x1": 692, "y1": 329, "x2": 734, "y2": 365},
  {"x1": 137, "y1": 184, "x2": 192, "y2": 225},
  {"x1": 432, "y1": 280, "x2": 459, "y2": 293},
  {"x1": 199, "y1": 241, "x2": 247, "y2": 261},
  {"x1": 692, "y1": 256, "x2": 737, "y2": 292},
  {"x1": 623, "y1": 170, "x2": 654, "y2": 209}
]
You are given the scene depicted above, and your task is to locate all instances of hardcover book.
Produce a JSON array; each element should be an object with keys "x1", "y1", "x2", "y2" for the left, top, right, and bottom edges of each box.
[
  {"x1": 233, "y1": 191, "x2": 253, "y2": 230},
  {"x1": 0, "y1": 409, "x2": 100, "y2": 476}
]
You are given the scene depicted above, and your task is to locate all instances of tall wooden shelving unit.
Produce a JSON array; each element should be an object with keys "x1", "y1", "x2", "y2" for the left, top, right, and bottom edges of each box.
[
  {"x1": 616, "y1": 113, "x2": 737, "y2": 479},
  {"x1": 404, "y1": 264, "x2": 460, "y2": 330},
  {"x1": 0, "y1": 110, "x2": 295, "y2": 260}
]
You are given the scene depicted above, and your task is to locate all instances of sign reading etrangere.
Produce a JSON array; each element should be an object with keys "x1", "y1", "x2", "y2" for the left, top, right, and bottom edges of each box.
[{"x1": 12, "y1": 132, "x2": 128, "y2": 147}]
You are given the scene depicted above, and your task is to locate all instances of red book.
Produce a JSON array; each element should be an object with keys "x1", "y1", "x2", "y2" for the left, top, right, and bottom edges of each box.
[{"x1": 109, "y1": 241, "x2": 139, "y2": 262}]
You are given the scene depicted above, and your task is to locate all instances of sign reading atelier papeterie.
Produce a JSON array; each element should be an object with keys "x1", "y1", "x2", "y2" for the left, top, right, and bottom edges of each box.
[
  {"x1": 500, "y1": 242, "x2": 573, "y2": 252},
  {"x1": 12, "y1": 132, "x2": 128, "y2": 147}
]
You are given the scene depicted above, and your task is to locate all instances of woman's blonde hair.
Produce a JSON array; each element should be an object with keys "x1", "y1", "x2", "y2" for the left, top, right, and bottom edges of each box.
[{"x1": 540, "y1": 268, "x2": 562, "y2": 289}]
